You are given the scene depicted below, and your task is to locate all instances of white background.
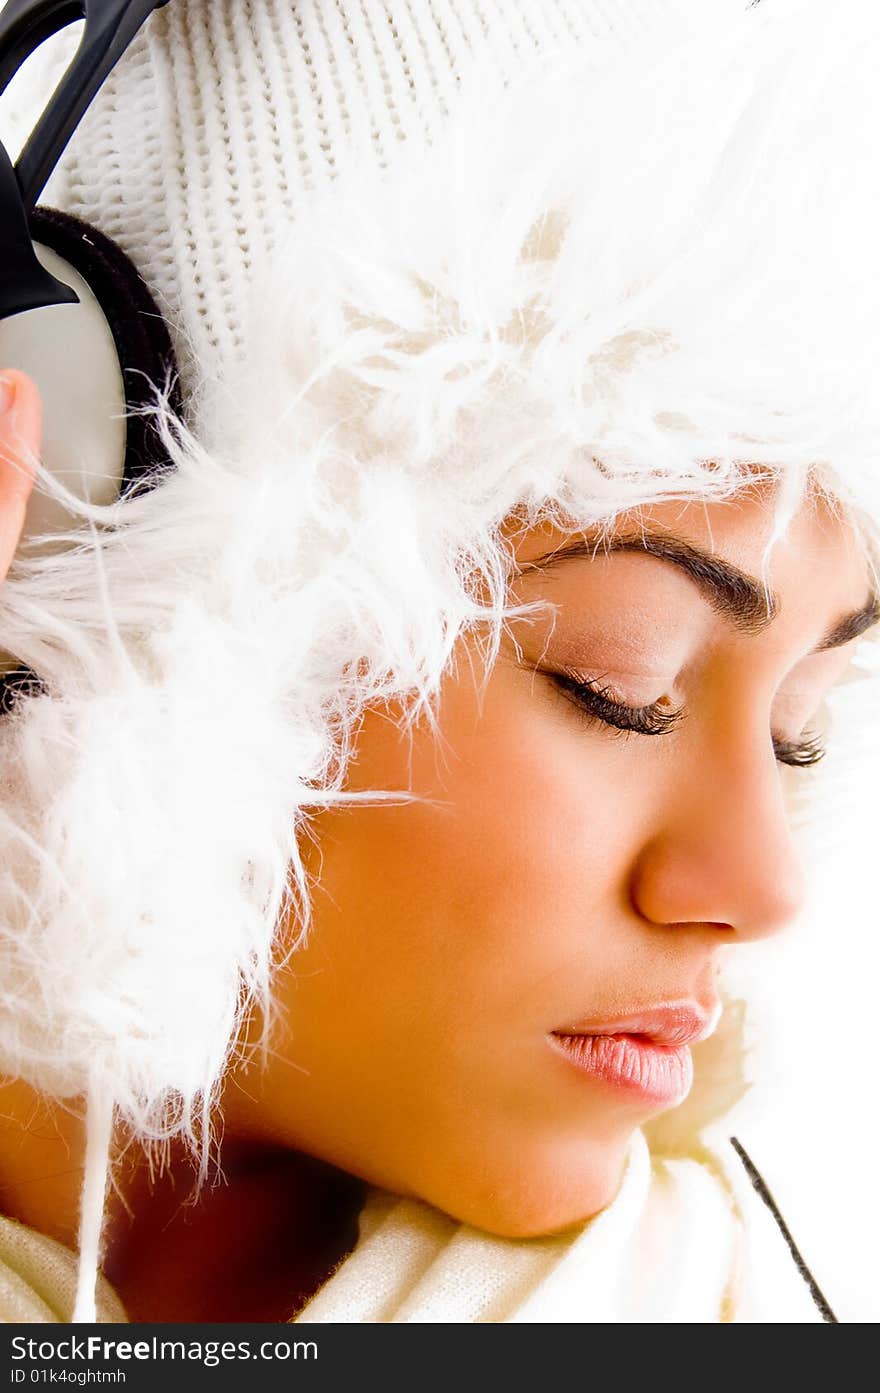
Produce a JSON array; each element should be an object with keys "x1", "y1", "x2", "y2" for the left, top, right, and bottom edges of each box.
[{"x1": 719, "y1": 649, "x2": 879, "y2": 1323}]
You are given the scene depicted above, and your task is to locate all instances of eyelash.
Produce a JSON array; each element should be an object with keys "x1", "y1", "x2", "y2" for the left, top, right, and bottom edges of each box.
[{"x1": 549, "y1": 672, "x2": 827, "y2": 769}]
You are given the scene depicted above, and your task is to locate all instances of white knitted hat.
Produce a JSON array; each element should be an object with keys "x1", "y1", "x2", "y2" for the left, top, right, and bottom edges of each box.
[
  {"x1": 0, "y1": 0, "x2": 878, "y2": 1323},
  {"x1": 1, "y1": 0, "x2": 746, "y2": 415}
]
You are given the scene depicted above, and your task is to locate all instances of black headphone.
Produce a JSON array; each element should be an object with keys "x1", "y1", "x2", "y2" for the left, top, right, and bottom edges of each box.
[{"x1": 0, "y1": 0, "x2": 182, "y2": 705}]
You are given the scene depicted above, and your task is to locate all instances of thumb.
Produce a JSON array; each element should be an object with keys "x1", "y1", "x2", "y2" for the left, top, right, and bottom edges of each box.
[{"x1": 0, "y1": 369, "x2": 42, "y2": 582}]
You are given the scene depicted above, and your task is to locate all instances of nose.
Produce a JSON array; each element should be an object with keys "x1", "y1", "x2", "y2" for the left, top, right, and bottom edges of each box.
[{"x1": 629, "y1": 743, "x2": 806, "y2": 942}]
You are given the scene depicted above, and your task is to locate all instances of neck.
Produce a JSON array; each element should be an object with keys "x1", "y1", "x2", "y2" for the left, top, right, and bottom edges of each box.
[
  {"x1": 0, "y1": 1075, "x2": 86, "y2": 1252},
  {"x1": 103, "y1": 1138, "x2": 366, "y2": 1321},
  {"x1": 0, "y1": 1075, "x2": 366, "y2": 1322}
]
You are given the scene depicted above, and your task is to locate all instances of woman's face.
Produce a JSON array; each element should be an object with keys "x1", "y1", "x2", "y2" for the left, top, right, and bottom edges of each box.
[{"x1": 225, "y1": 486, "x2": 876, "y2": 1236}]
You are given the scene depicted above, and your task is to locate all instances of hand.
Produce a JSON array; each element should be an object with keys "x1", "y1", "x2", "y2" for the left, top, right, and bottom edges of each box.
[{"x1": 0, "y1": 370, "x2": 41, "y2": 582}]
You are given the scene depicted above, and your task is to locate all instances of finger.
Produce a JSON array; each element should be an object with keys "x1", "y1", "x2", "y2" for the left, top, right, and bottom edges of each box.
[{"x1": 0, "y1": 370, "x2": 42, "y2": 582}]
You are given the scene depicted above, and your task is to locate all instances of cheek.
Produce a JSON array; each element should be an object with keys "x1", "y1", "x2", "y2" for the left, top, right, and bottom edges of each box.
[
  {"x1": 279, "y1": 655, "x2": 650, "y2": 1232},
  {"x1": 295, "y1": 656, "x2": 650, "y2": 1058},
  {"x1": 405, "y1": 662, "x2": 647, "y2": 1014}
]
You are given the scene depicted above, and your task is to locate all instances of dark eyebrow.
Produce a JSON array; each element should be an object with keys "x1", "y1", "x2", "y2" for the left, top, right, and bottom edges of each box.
[
  {"x1": 814, "y1": 595, "x2": 880, "y2": 651},
  {"x1": 520, "y1": 531, "x2": 880, "y2": 651}
]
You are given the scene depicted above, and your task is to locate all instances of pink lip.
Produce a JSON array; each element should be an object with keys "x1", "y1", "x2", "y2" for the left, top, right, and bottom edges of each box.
[
  {"x1": 547, "y1": 1001, "x2": 720, "y2": 1109},
  {"x1": 554, "y1": 1002, "x2": 719, "y2": 1047}
]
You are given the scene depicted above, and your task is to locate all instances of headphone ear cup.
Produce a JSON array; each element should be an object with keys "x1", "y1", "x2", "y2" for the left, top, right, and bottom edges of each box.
[
  {"x1": 27, "y1": 205, "x2": 184, "y2": 486},
  {"x1": 0, "y1": 207, "x2": 184, "y2": 710}
]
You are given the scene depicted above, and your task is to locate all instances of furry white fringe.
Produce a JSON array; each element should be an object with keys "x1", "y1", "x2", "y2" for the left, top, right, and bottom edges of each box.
[{"x1": 0, "y1": 0, "x2": 878, "y2": 1319}]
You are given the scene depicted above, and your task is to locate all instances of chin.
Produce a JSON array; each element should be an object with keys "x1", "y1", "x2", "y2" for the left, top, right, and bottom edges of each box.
[{"x1": 420, "y1": 1130, "x2": 634, "y2": 1240}]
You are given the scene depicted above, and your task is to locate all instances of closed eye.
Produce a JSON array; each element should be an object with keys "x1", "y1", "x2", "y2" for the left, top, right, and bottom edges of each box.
[
  {"x1": 548, "y1": 670, "x2": 826, "y2": 768},
  {"x1": 771, "y1": 732, "x2": 826, "y2": 768},
  {"x1": 548, "y1": 672, "x2": 683, "y2": 737}
]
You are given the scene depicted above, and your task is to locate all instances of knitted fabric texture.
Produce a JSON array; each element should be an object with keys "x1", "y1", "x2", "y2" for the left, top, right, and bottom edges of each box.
[
  {"x1": 0, "y1": 0, "x2": 744, "y2": 418},
  {"x1": 0, "y1": 1215, "x2": 126, "y2": 1323}
]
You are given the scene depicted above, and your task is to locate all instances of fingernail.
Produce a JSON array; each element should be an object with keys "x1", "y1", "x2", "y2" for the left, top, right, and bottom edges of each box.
[{"x1": 0, "y1": 373, "x2": 17, "y2": 419}]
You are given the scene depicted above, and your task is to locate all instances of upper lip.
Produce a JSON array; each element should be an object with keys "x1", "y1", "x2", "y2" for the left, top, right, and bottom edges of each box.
[{"x1": 552, "y1": 1000, "x2": 721, "y2": 1047}]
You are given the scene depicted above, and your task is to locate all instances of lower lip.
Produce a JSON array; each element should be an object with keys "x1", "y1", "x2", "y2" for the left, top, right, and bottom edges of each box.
[{"x1": 548, "y1": 1032, "x2": 694, "y2": 1108}]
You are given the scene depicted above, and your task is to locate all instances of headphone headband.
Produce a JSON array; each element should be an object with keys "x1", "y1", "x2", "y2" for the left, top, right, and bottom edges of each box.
[{"x1": 0, "y1": 0, "x2": 170, "y2": 321}]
